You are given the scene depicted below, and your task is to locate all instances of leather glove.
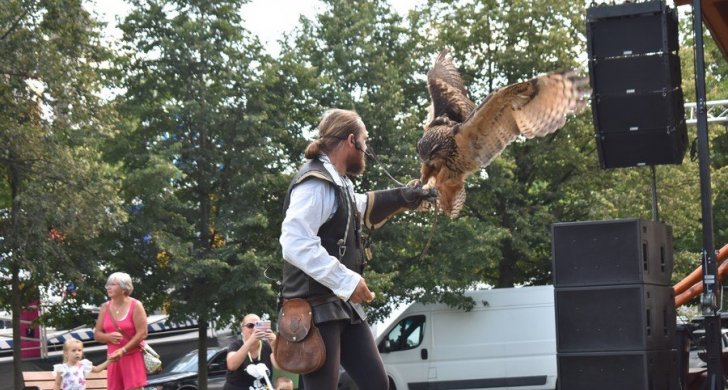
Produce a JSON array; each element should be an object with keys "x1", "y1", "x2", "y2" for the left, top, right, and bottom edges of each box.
[
  {"x1": 401, "y1": 181, "x2": 438, "y2": 209},
  {"x1": 363, "y1": 182, "x2": 439, "y2": 230}
]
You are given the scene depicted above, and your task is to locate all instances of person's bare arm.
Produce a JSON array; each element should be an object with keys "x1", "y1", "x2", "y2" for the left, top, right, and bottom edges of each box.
[
  {"x1": 349, "y1": 277, "x2": 374, "y2": 304},
  {"x1": 93, "y1": 303, "x2": 107, "y2": 342},
  {"x1": 227, "y1": 330, "x2": 268, "y2": 371},
  {"x1": 128, "y1": 301, "x2": 149, "y2": 349},
  {"x1": 92, "y1": 358, "x2": 111, "y2": 373}
]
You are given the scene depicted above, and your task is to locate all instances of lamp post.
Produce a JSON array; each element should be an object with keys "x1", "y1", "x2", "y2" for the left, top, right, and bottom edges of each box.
[{"x1": 692, "y1": 0, "x2": 724, "y2": 387}]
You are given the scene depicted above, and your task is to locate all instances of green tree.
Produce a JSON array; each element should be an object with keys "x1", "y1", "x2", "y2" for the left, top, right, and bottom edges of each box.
[
  {"x1": 278, "y1": 0, "x2": 452, "y2": 319},
  {"x1": 111, "y1": 0, "x2": 295, "y2": 386},
  {"x1": 275, "y1": 0, "x2": 605, "y2": 319},
  {"x1": 0, "y1": 1, "x2": 123, "y2": 387},
  {"x1": 333, "y1": 0, "x2": 598, "y2": 313}
]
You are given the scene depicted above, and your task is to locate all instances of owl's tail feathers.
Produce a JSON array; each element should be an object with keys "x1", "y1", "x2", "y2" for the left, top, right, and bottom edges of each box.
[{"x1": 448, "y1": 187, "x2": 467, "y2": 219}]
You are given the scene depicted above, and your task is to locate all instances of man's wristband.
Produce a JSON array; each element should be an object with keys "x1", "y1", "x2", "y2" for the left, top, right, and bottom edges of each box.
[{"x1": 121, "y1": 347, "x2": 127, "y2": 354}]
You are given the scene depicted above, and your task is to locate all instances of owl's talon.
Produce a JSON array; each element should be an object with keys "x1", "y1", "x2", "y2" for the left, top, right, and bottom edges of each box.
[{"x1": 406, "y1": 178, "x2": 421, "y2": 187}]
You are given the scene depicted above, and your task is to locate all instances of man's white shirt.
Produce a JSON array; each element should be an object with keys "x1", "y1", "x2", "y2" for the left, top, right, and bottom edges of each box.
[{"x1": 279, "y1": 154, "x2": 367, "y2": 300}]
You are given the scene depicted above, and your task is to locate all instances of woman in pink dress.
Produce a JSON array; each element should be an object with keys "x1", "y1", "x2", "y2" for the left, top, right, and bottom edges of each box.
[{"x1": 94, "y1": 272, "x2": 148, "y2": 390}]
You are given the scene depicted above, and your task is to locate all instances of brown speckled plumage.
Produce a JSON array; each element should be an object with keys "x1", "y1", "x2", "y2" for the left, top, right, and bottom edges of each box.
[{"x1": 418, "y1": 49, "x2": 591, "y2": 218}]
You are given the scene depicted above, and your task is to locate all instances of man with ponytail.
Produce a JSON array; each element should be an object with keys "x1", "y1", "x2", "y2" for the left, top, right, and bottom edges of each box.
[{"x1": 279, "y1": 109, "x2": 436, "y2": 390}]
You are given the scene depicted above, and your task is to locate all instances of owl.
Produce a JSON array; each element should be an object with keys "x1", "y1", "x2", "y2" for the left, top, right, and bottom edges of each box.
[{"x1": 417, "y1": 49, "x2": 591, "y2": 218}]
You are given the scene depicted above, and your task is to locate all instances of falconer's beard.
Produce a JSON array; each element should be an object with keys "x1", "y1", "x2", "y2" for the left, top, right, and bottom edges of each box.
[{"x1": 346, "y1": 149, "x2": 366, "y2": 176}]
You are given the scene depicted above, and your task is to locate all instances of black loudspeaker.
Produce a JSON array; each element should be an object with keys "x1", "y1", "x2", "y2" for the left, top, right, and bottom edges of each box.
[
  {"x1": 586, "y1": 1, "x2": 687, "y2": 169},
  {"x1": 552, "y1": 219, "x2": 673, "y2": 287},
  {"x1": 594, "y1": 88, "x2": 684, "y2": 131},
  {"x1": 591, "y1": 54, "x2": 681, "y2": 96},
  {"x1": 587, "y1": 1, "x2": 679, "y2": 57},
  {"x1": 555, "y1": 284, "x2": 676, "y2": 352},
  {"x1": 557, "y1": 350, "x2": 679, "y2": 390}
]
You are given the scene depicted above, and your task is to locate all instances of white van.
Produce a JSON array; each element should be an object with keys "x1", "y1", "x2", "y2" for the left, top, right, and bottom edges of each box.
[{"x1": 375, "y1": 285, "x2": 557, "y2": 390}]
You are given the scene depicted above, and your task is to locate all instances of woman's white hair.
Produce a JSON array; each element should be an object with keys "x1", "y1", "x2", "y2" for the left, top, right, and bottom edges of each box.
[{"x1": 107, "y1": 272, "x2": 134, "y2": 295}]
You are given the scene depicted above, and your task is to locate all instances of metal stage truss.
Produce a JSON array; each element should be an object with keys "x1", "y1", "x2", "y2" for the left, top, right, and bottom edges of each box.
[{"x1": 685, "y1": 99, "x2": 728, "y2": 125}]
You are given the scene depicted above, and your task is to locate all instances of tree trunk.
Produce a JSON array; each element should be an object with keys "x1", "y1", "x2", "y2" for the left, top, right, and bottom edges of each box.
[
  {"x1": 11, "y1": 265, "x2": 23, "y2": 390},
  {"x1": 197, "y1": 318, "x2": 208, "y2": 390},
  {"x1": 497, "y1": 238, "x2": 516, "y2": 288},
  {"x1": 496, "y1": 195, "x2": 517, "y2": 288}
]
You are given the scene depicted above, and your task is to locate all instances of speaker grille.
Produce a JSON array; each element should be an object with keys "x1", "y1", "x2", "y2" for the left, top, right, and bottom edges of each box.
[
  {"x1": 592, "y1": 88, "x2": 685, "y2": 133},
  {"x1": 557, "y1": 350, "x2": 679, "y2": 390},
  {"x1": 596, "y1": 126, "x2": 688, "y2": 168},
  {"x1": 554, "y1": 284, "x2": 676, "y2": 352},
  {"x1": 552, "y1": 218, "x2": 678, "y2": 390},
  {"x1": 552, "y1": 219, "x2": 674, "y2": 287},
  {"x1": 587, "y1": 2, "x2": 678, "y2": 57},
  {"x1": 591, "y1": 54, "x2": 681, "y2": 95}
]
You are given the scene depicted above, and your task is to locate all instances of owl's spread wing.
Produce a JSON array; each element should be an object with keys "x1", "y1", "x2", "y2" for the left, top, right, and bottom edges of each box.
[
  {"x1": 427, "y1": 49, "x2": 475, "y2": 124},
  {"x1": 455, "y1": 70, "x2": 590, "y2": 168}
]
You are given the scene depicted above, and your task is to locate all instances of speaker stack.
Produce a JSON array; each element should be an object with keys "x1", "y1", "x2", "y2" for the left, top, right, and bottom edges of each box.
[
  {"x1": 552, "y1": 219, "x2": 678, "y2": 390},
  {"x1": 586, "y1": 1, "x2": 687, "y2": 169}
]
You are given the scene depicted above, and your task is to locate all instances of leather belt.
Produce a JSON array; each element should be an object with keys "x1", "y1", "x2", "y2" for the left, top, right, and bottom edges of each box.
[{"x1": 303, "y1": 293, "x2": 341, "y2": 306}]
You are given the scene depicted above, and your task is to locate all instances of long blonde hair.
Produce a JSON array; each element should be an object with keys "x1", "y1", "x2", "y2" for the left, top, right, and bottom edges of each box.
[{"x1": 62, "y1": 338, "x2": 84, "y2": 363}]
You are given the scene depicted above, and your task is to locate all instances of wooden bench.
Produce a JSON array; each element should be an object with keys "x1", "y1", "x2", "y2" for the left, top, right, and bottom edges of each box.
[{"x1": 22, "y1": 370, "x2": 108, "y2": 390}]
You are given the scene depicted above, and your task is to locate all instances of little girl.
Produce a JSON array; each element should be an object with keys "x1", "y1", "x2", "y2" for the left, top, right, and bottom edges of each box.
[{"x1": 53, "y1": 338, "x2": 111, "y2": 390}]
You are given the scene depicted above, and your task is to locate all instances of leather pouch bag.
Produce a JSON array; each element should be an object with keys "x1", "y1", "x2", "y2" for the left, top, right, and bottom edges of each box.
[{"x1": 274, "y1": 298, "x2": 326, "y2": 374}]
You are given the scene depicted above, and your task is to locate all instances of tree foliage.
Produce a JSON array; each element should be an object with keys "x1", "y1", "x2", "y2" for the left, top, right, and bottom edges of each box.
[
  {"x1": 3, "y1": 3, "x2": 728, "y2": 388},
  {"x1": 0, "y1": 0, "x2": 124, "y2": 387},
  {"x1": 355, "y1": 0, "x2": 598, "y2": 315},
  {"x1": 109, "y1": 0, "x2": 301, "y2": 385}
]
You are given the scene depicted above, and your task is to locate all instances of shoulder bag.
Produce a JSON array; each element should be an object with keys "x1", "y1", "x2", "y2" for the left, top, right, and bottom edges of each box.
[{"x1": 273, "y1": 298, "x2": 326, "y2": 374}]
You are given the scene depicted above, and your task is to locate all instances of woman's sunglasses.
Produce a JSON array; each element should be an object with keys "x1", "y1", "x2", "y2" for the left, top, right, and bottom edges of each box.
[{"x1": 243, "y1": 323, "x2": 256, "y2": 329}]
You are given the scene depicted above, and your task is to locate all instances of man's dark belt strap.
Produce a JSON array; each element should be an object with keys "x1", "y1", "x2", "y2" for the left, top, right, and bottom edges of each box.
[{"x1": 284, "y1": 293, "x2": 340, "y2": 306}]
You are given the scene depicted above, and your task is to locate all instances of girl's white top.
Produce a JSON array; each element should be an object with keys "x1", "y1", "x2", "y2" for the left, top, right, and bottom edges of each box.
[{"x1": 52, "y1": 359, "x2": 93, "y2": 390}]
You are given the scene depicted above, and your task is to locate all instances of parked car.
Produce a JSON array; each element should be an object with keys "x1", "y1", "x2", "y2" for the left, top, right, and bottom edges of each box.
[
  {"x1": 144, "y1": 347, "x2": 228, "y2": 390},
  {"x1": 689, "y1": 328, "x2": 728, "y2": 369}
]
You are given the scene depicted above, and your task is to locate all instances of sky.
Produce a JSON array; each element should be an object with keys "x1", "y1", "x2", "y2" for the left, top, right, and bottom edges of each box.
[{"x1": 91, "y1": 0, "x2": 422, "y2": 55}]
